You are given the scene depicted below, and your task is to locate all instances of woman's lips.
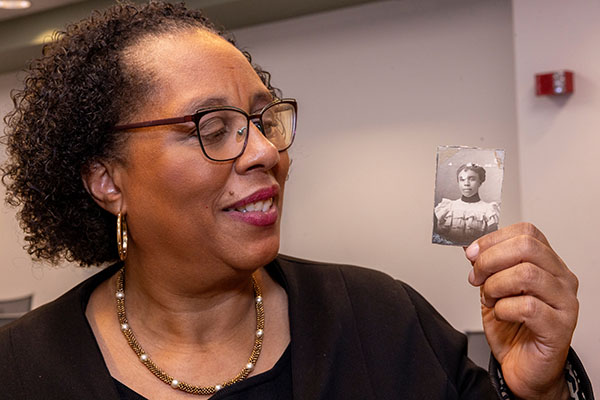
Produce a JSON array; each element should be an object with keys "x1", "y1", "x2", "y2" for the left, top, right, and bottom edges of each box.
[
  {"x1": 224, "y1": 186, "x2": 279, "y2": 226},
  {"x1": 227, "y1": 205, "x2": 278, "y2": 226},
  {"x1": 226, "y1": 186, "x2": 279, "y2": 209}
]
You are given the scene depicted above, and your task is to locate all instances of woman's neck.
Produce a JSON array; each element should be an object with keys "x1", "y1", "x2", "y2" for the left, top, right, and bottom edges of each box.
[
  {"x1": 127, "y1": 279, "x2": 257, "y2": 349},
  {"x1": 461, "y1": 193, "x2": 481, "y2": 203},
  {"x1": 120, "y1": 254, "x2": 263, "y2": 348}
]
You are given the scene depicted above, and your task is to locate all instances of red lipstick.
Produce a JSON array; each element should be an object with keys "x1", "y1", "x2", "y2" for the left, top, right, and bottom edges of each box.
[
  {"x1": 227, "y1": 185, "x2": 279, "y2": 209},
  {"x1": 224, "y1": 185, "x2": 279, "y2": 226}
]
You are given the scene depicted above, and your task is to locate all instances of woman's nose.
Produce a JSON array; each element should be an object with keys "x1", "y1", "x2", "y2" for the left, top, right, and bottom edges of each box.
[{"x1": 234, "y1": 121, "x2": 280, "y2": 174}]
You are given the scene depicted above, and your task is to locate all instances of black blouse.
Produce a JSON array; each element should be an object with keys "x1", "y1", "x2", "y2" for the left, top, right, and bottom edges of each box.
[
  {"x1": 114, "y1": 345, "x2": 292, "y2": 399},
  {"x1": 1, "y1": 255, "x2": 594, "y2": 399}
]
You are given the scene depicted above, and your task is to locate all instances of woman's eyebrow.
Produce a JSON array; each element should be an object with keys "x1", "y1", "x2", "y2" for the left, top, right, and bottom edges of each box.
[
  {"x1": 181, "y1": 97, "x2": 229, "y2": 114},
  {"x1": 251, "y1": 91, "x2": 274, "y2": 106},
  {"x1": 180, "y1": 92, "x2": 274, "y2": 115}
]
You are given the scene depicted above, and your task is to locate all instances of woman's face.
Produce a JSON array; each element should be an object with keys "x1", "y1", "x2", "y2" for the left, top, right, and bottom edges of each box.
[
  {"x1": 115, "y1": 30, "x2": 289, "y2": 272},
  {"x1": 458, "y1": 169, "x2": 481, "y2": 198}
]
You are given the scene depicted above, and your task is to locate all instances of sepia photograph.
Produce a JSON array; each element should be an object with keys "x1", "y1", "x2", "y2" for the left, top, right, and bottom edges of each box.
[{"x1": 432, "y1": 146, "x2": 505, "y2": 246}]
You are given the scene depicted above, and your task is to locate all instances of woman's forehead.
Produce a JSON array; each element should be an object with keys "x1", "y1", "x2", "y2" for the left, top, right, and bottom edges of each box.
[
  {"x1": 459, "y1": 169, "x2": 478, "y2": 177},
  {"x1": 126, "y1": 29, "x2": 269, "y2": 115},
  {"x1": 133, "y1": 29, "x2": 257, "y2": 84}
]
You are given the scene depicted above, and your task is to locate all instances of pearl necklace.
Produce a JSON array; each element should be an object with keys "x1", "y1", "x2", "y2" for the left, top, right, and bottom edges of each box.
[{"x1": 115, "y1": 268, "x2": 265, "y2": 395}]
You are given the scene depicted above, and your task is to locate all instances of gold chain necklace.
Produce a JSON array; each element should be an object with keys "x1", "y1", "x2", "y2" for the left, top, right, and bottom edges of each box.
[{"x1": 115, "y1": 267, "x2": 265, "y2": 395}]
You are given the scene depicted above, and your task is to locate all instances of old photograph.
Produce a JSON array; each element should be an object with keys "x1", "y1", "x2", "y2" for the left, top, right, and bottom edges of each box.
[{"x1": 432, "y1": 146, "x2": 505, "y2": 246}]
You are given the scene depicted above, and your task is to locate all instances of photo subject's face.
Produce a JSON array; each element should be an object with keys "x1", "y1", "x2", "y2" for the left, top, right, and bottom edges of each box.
[{"x1": 458, "y1": 170, "x2": 481, "y2": 198}]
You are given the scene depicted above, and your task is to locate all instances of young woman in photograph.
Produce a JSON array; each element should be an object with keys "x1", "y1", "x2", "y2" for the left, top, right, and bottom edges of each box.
[{"x1": 434, "y1": 163, "x2": 500, "y2": 245}]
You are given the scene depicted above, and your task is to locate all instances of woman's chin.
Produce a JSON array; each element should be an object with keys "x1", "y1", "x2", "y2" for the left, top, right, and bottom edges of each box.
[{"x1": 229, "y1": 240, "x2": 281, "y2": 271}]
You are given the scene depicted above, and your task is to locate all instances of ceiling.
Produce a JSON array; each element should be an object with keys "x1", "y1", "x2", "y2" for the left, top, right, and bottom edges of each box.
[
  {"x1": 0, "y1": 0, "x2": 84, "y2": 21},
  {"x1": 0, "y1": 0, "x2": 385, "y2": 73}
]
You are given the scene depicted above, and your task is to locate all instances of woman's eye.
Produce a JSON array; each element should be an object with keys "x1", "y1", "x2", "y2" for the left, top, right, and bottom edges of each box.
[
  {"x1": 185, "y1": 127, "x2": 198, "y2": 138},
  {"x1": 198, "y1": 118, "x2": 229, "y2": 146},
  {"x1": 200, "y1": 129, "x2": 227, "y2": 146},
  {"x1": 261, "y1": 118, "x2": 281, "y2": 137}
]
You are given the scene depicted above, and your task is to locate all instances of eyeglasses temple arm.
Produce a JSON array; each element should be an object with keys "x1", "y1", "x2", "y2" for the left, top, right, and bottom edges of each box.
[{"x1": 114, "y1": 115, "x2": 195, "y2": 131}]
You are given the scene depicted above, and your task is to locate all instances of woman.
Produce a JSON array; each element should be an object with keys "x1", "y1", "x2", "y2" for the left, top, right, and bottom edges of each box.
[
  {"x1": 434, "y1": 163, "x2": 500, "y2": 246},
  {"x1": 0, "y1": 2, "x2": 591, "y2": 399}
]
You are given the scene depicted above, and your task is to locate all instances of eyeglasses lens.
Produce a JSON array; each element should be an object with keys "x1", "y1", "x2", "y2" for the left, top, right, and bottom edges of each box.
[
  {"x1": 196, "y1": 110, "x2": 247, "y2": 161},
  {"x1": 261, "y1": 102, "x2": 296, "y2": 151},
  {"x1": 197, "y1": 101, "x2": 296, "y2": 161}
]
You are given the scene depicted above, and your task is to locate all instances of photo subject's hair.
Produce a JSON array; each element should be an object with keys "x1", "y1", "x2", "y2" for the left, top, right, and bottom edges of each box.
[{"x1": 456, "y1": 163, "x2": 486, "y2": 183}]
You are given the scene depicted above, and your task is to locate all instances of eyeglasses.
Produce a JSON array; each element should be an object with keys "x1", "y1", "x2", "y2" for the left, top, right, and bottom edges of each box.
[{"x1": 114, "y1": 98, "x2": 297, "y2": 162}]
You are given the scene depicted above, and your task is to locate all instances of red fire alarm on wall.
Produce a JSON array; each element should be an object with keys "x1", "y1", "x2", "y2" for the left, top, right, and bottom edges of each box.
[{"x1": 535, "y1": 70, "x2": 574, "y2": 96}]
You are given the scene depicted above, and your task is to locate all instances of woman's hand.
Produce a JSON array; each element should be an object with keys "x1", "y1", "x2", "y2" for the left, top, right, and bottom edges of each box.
[{"x1": 465, "y1": 223, "x2": 579, "y2": 400}]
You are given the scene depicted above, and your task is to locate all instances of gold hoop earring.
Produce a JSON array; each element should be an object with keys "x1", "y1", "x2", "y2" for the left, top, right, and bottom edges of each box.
[{"x1": 117, "y1": 212, "x2": 128, "y2": 261}]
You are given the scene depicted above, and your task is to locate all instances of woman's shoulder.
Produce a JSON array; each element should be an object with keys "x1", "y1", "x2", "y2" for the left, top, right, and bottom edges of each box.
[
  {"x1": 434, "y1": 197, "x2": 454, "y2": 211},
  {"x1": 273, "y1": 254, "x2": 449, "y2": 323},
  {"x1": 0, "y1": 263, "x2": 121, "y2": 399},
  {"x1": 485, "y1": 201, "x2": 500, "y2": 212},
  {"x1": 0, "y1": 263, "x2": 122, "y2": 362},
  {"x1": 0, "y1": 288, "x2": 82, "y2": 387},
  {"x1": 435, "y1": 198, "x2": 455, "y2": 207},
  {"x1": 0, "y1": 263, "x2": 119, "y2": 335},
  {"x1": 272, "y1": 254, "x2": 483, "y2": 394},
  {"x1": 472, "y1": 200, "x2": 500, "y2": 219},
  {"x1": 274, "y1": 254, "x2": 402, "y2": 291}
]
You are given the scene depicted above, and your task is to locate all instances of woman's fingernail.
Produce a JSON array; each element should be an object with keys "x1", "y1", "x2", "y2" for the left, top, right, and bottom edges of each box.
[
  {"x1": 465, "y1": 242, "x2": 479, "y2": 261},
  {"x1": 468, "y1": 268, "x2": 476, "y2": 285}
]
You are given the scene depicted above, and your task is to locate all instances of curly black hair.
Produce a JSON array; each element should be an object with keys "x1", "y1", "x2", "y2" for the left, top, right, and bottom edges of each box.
[{"x1": 1, "y1": 1, "x2": 279, "y2": 266}]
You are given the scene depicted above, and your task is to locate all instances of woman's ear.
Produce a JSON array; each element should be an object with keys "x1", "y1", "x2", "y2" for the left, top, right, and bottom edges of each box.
[{"x1": 82, "y1": 160, "x2": 125, "y2": 215}]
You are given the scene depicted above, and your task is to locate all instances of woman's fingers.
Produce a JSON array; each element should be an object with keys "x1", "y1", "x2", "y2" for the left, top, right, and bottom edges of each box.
[
  {"x1": 491, "y1": 295, "x2": 572, "y2": 345},
  {"x1": 465, "y1": 223, "x2": 547, "y2": 273},
  {"x1": 481, "y1": 262, "x2": 563, "y2": 308},
  {"x1": 466, "y1": 223, "x2": 577, "y2": 291},
  {"x1": 471, "y1": 235, "x2": 566, "y2": 286},
  {"x1": 480, "y1": 262, "x2": 569, "y2": 310},
  {"x1": 491, "y1": 294, "x2": 577, "y2": 349},
  {"x1": 471, "y1": 222, "x2": 551, "y2": 251}
]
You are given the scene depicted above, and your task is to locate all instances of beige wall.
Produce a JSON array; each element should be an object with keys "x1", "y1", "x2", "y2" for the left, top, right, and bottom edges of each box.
[
  {"x1": 235, "y1": 0, "x2": 520, "y2": 331},
  {"x1": 513, "y1": 0, "x2": 600, "y2": 389}
]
